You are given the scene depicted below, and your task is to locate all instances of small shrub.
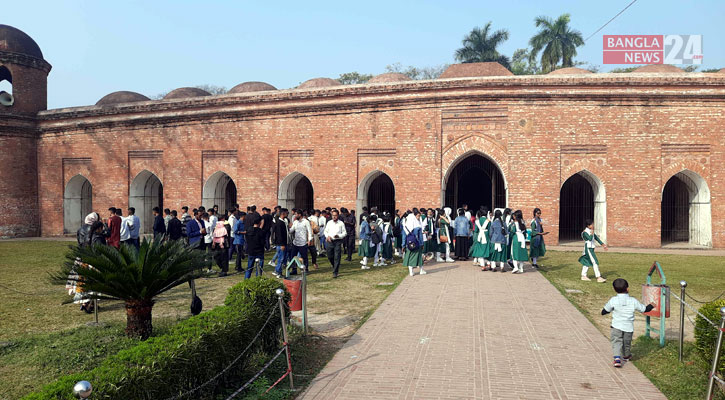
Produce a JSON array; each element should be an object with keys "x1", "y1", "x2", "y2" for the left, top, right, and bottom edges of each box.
[
  {"x1": 24, "y1": 277, "x2": 289, "y2": 400},
  {"x1": 694, "y1": 299, "x2": 725, "y2": 376}
]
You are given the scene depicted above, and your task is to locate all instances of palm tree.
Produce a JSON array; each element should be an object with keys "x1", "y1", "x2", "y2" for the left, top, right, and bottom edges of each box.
[
  {"x1": 528, "y1": 14, "x2": 584, "y2": 73},
  {"x1": 454, "y1": 22, "x2": 511, "y2": 69},
  {"x1": 54, "y1": 238, "x2": 209, "y2": 339}
]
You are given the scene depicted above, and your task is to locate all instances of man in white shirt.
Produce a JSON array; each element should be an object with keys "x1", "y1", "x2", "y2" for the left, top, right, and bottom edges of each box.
[
  {"x1": 126, "y1": 207, "x2": 141, "y2": 250},
  {"x1": 324, "y1": 209, "x2": 347, "y2": 278},
  {"x1": 119, "y1": 210, "x2": 131, "y2": 247},
  {"x1": 289, "y1": 210, "x2": 313, "y2": 274},
  {"x1": 317, "y1": 210, "x2": 327, "y2": 256}
]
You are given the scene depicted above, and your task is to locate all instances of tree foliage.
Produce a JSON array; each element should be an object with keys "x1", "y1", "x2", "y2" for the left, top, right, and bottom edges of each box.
[
  {"x1": 510, "y1": 48, "x2": 540, "y2": 75},
  {"x1": 338, "y1": 72, "x2": 373, "y2": 85},
  {"x1": 529, "y1": 14, "x2": 584, "y2": 73},
  {"x1": 385, "y1": 63, "x2": 449, "y2": 80},
  {"x1": 454, "y1": 22, "x2": 510, "y2": 68},
  {"x1": 151, "y1": 84, "x2": 227, "y2": 100}
]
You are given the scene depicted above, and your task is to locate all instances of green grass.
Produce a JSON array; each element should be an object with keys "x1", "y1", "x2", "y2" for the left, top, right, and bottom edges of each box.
[
  {"x1": 538, "y1": 250, "x2": 725, "y2": 399},
  {"x1": 0, "y1": 240, "x2": 407, "y2": 399}
]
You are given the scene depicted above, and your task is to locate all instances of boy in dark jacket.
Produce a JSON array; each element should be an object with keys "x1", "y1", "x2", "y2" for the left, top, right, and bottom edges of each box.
[{"x1": 245, "y1": 219, "x2": 266, "y2": 279}]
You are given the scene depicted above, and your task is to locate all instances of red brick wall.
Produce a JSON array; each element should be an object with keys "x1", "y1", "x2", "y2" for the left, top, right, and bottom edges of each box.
[
  {"x1": 22, "y1": 75, "x2": 725, "y2": 248},
  {"x1": 0, "y1": 133, "x2": 38, "y2": 237}
]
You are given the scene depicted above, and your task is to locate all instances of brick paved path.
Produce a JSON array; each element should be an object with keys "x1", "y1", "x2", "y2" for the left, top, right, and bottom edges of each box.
[{"x1": 300, "y1": 262, "x2": 665, "y2": 400}]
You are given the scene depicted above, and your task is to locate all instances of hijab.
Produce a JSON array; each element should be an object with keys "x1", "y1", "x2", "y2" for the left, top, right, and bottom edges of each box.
[{"x1": 84, "y1": 212, "x2": 99, "y2": 225}]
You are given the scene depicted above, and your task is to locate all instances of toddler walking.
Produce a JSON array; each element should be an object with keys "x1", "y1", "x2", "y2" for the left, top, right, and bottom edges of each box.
[{"x1": 601, "y1": 278, "x2": 654, "y2": 367}]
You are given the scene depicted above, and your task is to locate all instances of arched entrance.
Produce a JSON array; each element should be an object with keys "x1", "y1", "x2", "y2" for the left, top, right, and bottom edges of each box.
[
  {"x1": 129, "y1": 170, "x2": 163, "y2": 234},
  {"x1": 278, "y1": 172, "x2": 314, "y2": 211},
  {"x1": 202, "y1": 171, "x2": 237, "y2": 212},
  {"x1": 356, "y1": 171, "x2": 395, "y2": 217},
  {"x1": 559, "y1": 170, "x2": 607, "y2": 243},
  {"x1": 444, "y1": 153, "x2": 506, "y2": 212},
  {"x1": 661, "y1": 170, "x2": 711, "y2": 247},
  {"x1": 63, "y1": 175, "x2": 92, "y2": 234}
]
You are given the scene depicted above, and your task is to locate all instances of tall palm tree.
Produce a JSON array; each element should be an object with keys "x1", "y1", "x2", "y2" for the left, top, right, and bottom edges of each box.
[
  {"x1": 455, "y1": 22, "x2": 511, "y2": 69},
  {"x1": 54, "y1": 238, "x2": 209, "y2": 339},
  {"x1": 528, "y1": 14, "x2": 584, "y2": 73}
]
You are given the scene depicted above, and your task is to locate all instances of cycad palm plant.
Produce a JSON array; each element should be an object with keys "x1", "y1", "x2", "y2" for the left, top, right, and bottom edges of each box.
[
  {"x1": 54, "y1": 237, "x2": 209, "y2": 339},
  {"x1": 454, "y1": 22, "x2": 511, "y2": 69},
  {"x1": 529, "y1": 13, "x2": 584, "y2": 73}
]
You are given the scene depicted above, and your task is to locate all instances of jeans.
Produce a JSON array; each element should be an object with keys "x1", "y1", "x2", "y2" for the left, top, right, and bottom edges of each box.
[
  {"x1": 292, "y1": 244, "x2": 308, "y2": 274},
  {"x1": 327, "y1": 239, "x2": 343, "y2": 276},
  {"x1": 274, "y1": 246, "x2": 287, "y2": 276},
  {"x1": 127, "y1": 237, "x2": 140, "y2": 250},
  {"x1": 245, "y1": 254, "x2": 264, "y2": 279},
  {"x1": 229, "y1": 243, "x2": 245, "y2": 270},
  {"x1": 610, "y1": 327, "x2": 633, "y2": 358}
]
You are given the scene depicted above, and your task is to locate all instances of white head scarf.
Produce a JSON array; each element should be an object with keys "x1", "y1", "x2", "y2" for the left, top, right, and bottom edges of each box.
[
  {"x1": 404, "y1": 212, "x2": 422, "y2": 233},
  {"x1": 84, "y1": 212, "x2": 99, "y2": 225},
  {"x1": 444, "y1": 207, "x2": 452, "y2": 220}
]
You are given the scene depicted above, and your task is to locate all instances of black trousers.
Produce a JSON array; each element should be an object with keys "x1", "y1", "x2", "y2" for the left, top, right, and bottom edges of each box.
[
  {"x1": 229, "y1": 243, "x2": 245, "y2": 270},
  {"x1": 345, "y1": 234, "x2": 355, "y2": 260},
  {"x1": 308, "y1": 245, "x2": 317, "y2": 265},
  {"x1": 213, "y1": 245, "x2": 229, "y2": 273},
  {"x1": 327, "y1": 239, "x2": 343, "y2": 276}
]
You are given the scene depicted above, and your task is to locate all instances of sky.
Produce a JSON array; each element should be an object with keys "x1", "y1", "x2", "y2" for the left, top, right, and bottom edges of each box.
[{"x1": 4, "y1": 0, "x2": 725, "y2": 109}]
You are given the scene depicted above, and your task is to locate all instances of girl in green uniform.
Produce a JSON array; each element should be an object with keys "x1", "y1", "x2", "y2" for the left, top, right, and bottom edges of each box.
[
  {"x1": 437, "y1": 207, "x2": 455, "y2": 262},
  {"x1": 394, "y1": 210, "x2": 402, "y2": 257},
  {"x1": 509, "y1": 210, "x2": 528, "y2": 274},
  {"x1": 488, "y1": 209, "x2": 508, "y2": 271},
  {"x1": 529, "y1": 208, "x2": 548, "y2": 268},
  {"x1": 381, "y1": 214, "x2": 394, "y2": 264},
  {"x1": 422, "y1": 208, "x2": 437, "y2": 260},
  {"x1": 403, "y1": 209, "x2": 426, "y2": 276},
  {"x1": 470, "y1": 209, "x2": 492, "y2": 269},
  {"x1": 579, "y1": 218, "x2": 608, "y2": 282}
]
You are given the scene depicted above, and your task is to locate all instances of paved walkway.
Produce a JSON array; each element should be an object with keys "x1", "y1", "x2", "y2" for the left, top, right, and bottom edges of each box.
[{"x1": 301, "y1": 262, "x2": 665, "y2": 400}]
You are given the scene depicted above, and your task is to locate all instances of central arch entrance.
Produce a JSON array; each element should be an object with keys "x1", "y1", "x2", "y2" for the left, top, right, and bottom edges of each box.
[
  {"x1": 278, "y1": 172, "x2": 314, "y2": 211},
  {"x1": 203, "y1": 171, "x2": 237, "y2": 212},
  {"x1": 357, "y1": 171, "x2": 395, "y2": 217},
  {"x1": 129, "y1": 170, "x2": 163, "y2": 234},
  {"x1": 444, "y1": 153, "x2": 506, "y2": 212},
  {"x1": 63, "y1": 175, "x2": 92, "y2": 233}
]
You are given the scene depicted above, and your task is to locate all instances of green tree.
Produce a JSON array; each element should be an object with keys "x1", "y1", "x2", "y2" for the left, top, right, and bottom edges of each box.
[
  {"x1": 454, "y1": 22, "x2": 511, "y2": 69},
  {"x1": 510, "y1": 48, "x2": 540, "y2": 75},
  {"x1": 384, "y1": 63, "x2": 449, "y2": 80},
  {"x1": 529, "y1": 14, "x2": 584, "y2": 73},
  {"x1": 54, "y1": 238, "x2": 208, "y2": 339},
  {"x1": 338, "y1": 72, "x2": 373, "y2": 85}
]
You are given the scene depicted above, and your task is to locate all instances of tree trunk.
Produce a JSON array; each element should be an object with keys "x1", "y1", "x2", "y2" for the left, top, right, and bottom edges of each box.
[{"x1": 125, "y1": 299, "x2": 154, "y2": 339}]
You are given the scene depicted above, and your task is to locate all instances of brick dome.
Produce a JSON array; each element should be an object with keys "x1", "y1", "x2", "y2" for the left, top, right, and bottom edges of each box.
[
  {"x1": 0, "y1": 25, "x2": 44, "y2": 59},
  {"x1": 163, "y1": 87, "x2": 211, "y2": 100},
  {"x1": 547, "y1": 67, "x2": 593, "y2": 75},
  {"x1": 228, "y1": 81, "x2": 277, "y2": 93},
  {"x1": 96, "y1": 91, "x2": 150, "y2": 106},
  {"x1": 368, "y1": 73, "x2": 413, "y2": 83},
  {"x1": 439, "y1": 62, "x2": 513, "y2": 79},
  {"x1": 632, "y1": 64, "x2": 684, "y2": 73},
  {"x1": 297, "y1": 78, "x2": 341, "y2": 89}
]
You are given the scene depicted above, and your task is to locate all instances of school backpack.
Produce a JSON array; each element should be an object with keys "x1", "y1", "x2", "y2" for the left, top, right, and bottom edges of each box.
[
  {"x1": 405, "y1": 231, "x2": 420, "y2": 251},
  {"x1": 370, "y1": 224, "x2": 382, "y2": 245},
  {"x1": 393, "y1": 218, "x2": 402, "y2": 237},
  {"x1": 212, "y1": 222, "x2": 227, "y2": 247},
  {"x1": 309, "y1": 218, "x2": 320, "y2": 234}
]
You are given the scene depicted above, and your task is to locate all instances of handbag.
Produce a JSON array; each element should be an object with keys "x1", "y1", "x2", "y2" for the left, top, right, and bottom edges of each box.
[{"x1": 439, "y1": 235, "x2": 449, "y2": 243}]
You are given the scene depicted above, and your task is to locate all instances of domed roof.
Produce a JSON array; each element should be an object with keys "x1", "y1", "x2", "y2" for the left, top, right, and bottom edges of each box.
[
  {"x1": 297, "y1": 77, "x2": 341, "y2": 89},
  {"x1": 163, "y1": 87, "x2": 211, "y2": 100},
  {"x1": 96, "y1": 91, "x2": 150, "y2": 106},
  {"x1": 228, "y1": 81, "x2": 277, "y2": 93},
  {"x1": 368, "y1": 73, "x2": 413, "y2": 83},
  {"x1": 547, "y1": 67, "x2": 593, "y2": 75},
  {"x1": 439, "y1": 62, "x2": 513, "y2": 79},
  {"x1": 0, "y1": 24, "x2": 44, "y2": 59},
  {"x1": 632, "y1": 64, "x2": 683, "y2": 73}
]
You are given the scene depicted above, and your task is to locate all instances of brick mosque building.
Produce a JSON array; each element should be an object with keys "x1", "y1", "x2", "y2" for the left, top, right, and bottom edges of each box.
[{"x1": 1, "y1": 25, "x2": 724, "y2": 248}]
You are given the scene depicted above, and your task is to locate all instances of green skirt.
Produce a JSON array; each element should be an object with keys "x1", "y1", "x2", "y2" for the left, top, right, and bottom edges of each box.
[
  {"x1": 470, "y1": 240, "x2": 491, "y2": 258},
  {"x1": 423, "y1": 238, "x2": 438, "y2": 253},
  {"x1": 358, "y1": 239, "x2": 373, "y2": 257},
  {"x1": 529, "y1": 238, "x2": 546, "y2": 258},
  {"x1": 490, "y1": 243, "x2": 508, "y2": 262},
  {"x1": 382, "y1": 240, "x2": 393, "y2": 259},
  {"x1": 403, "y1": 247, "x2": 423, "y2": 267},
  {"x1": 578, "y1": 247, "x2": 599, "y2": 266},
  {"x1": 511, "y1": 237, "x2": 528, "y2": 261}
]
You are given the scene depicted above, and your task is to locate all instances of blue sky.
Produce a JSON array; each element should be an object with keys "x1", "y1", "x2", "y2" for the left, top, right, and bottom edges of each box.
[{"x1": 5, "y1": 0, "x2": 724, "y2": 109}]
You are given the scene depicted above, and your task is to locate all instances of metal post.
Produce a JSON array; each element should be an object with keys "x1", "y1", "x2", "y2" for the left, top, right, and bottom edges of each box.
[
  {"x1": 302, "y1": 261, "x2": 308, "y2": 336},
  {"x1": 679, "y1": 281, "x2": 687, "y2": 362},
  {"x1": 93, "y1": 298, "x2": 98, "y2": 324},
  {"x1": 276, "y1": 288, "x2": 294, "y2": 390},
  {"x1": 705, "y1": 307, "x2": 725, "y2": 400}
]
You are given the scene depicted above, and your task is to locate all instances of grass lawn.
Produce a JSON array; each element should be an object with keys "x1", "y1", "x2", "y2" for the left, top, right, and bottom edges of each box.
[
  {"x1": 538, "y1": 250, "x2": 725, "y2": 400},
  {"x1": 0, "y1": 240, "x2": 407, "y2": 399}
]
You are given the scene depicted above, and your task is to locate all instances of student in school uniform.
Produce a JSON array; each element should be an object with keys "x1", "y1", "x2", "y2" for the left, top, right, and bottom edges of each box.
[
  {"x1": 529, "y1": 207, "x2": 548, "y2": 268},
  {"x1": 437, "y1": 207, "x2": 455, "y2": 263},
  {"x1": 579, "y1": 218, "x2": 608, "y2": 283},
  {"x1": 470, "y1": 209, "x2": 492, "y2": 269},
  {"x1": 509, "y1": 210, "x2": 529, "y2": 274},
  {"x1": 488, "y1": 209, "x2": 508, "y2": 272}
]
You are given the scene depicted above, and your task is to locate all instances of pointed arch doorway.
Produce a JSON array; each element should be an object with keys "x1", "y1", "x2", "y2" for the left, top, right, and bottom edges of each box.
[
  {"x1": 443, "y1": 153, "x2": 506, "y2": 212},
  {"x1": 129, "y1": 170, "x2": 163, "y2": 234}
]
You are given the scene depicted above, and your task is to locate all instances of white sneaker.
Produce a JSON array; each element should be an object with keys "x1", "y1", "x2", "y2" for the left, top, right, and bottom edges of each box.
[
  {"x1": 511, "y1": 267, "x2": 518, "y2": 274},
  {"x1": 268, "y1": 261, "x2": 275, "y2": 267},
  {"x1": 516, "y1": 269, "x2": 524, "y2": 274},
  {"x1": 419, "y1": 268, "x2": 427, "y2": 275},
  {"x1": 581, "y1": 275, "x2": 591, "y2": 281},
  {"x1": 436, "y1": 258, "x2": 444, "y2": 263},
  {"x1": 446, "y1": 258, "x2": 455, "y2": 263},
  {"x1": 597, "y1": 277, "x2": 607, "y2": 283},
  {"x1": 361, "y1": 265, "x2": 367, "y2": 269},
  {"x1": 409, "y1": 267, "x2": 414, "y2": 276}
]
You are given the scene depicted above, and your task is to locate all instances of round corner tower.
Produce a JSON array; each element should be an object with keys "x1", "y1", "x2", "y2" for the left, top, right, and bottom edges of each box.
[{"x1": 0, "y1": 24, "x2": 51, "y2": 238}]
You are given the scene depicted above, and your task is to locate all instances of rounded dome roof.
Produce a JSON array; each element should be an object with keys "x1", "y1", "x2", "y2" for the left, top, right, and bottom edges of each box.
[
  {"x1": 297, "y1": 77, "x2": 341, "y2": 89},
  {"x1": 439, "y1": 62, "x2": 513, "y2": 79},
  {"x1": 547, "y1": 67, "x2": 593, "y2": 75},
  {"x1": 96, "y1": 91, "x2": 150, "y2": 106},
  {"x1": 228, "y1": 81, "x2": 277, "y2": 93},
  {"x1": 368, "y1": 73, "x2": 413, "y2": 83},
  {"x1": 0, "y1": 24, "x2": 44, "y2": 59},
  {"x1": 163, "y1": 87, "x2": 211, "y2": 100},
  {"x1": 632, "y1": 64, "x2": 683, "y2": 73}
]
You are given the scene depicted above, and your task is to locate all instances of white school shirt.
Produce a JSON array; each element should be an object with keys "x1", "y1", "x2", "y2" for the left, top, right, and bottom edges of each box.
[
  {"x1": 204, "y1": 220, "x2": 213, "y2": 243},
  {"x1": 323, "y1": 219, "x2": 347, "y2": 240},
  {"x1": 119, "y1": 216, "x2": 131, "y2": 241},
  {"x1": 604, "y1": 293, "x2": 647, "y2": 332},
  {"x1": 228, "y1": 214, "x2": 238, "y2": 239}
]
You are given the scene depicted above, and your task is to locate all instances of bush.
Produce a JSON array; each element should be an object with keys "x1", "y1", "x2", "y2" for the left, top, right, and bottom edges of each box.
[
  {"x1": 24, "y1": 277, "x2": 289, "y2": 400},
  {"x1": 694, "y1": 299, "x2": 725, "y2": 376}
]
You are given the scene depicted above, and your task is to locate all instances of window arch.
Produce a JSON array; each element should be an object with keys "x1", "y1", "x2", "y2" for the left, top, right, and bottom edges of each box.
[{"x1": 0, "y1": 65, "x2": 12, "y2": 102}]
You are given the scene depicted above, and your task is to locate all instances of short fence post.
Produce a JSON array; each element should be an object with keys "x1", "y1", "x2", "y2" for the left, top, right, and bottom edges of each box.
[
  {"x1": 276, "y1": 288, "x2": 294, "y2": 390},
  {"x1": 679, "y1": 280, "x2": 687, "y2": 362},
  {"x1": 705, "y1": 307, "x2": 725, "y2": 400},
  {"x1": 93, "y1": 298, "x2": 99, "y2": 324}
]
